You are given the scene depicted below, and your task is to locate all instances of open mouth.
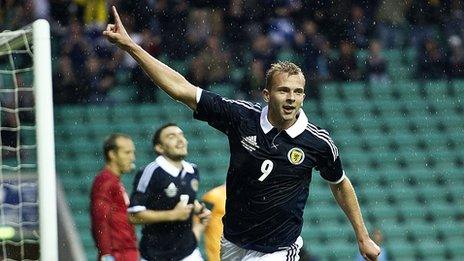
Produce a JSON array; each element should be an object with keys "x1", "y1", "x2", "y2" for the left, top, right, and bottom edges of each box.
[{"x1": 282, "y1": 105, "x2": 295, "y2": 114}]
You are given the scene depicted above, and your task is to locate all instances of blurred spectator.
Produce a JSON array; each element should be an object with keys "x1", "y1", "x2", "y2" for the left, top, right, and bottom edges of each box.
[
  {"x1": 331, "y1": 40, "x2": 362, "y2": 81},
  {"x1": 375, "y1": 0, "x2": 410, "y2": 49},
  {"x1": 251, "y1": 34, "x2": 276, "y2": 70},
  {"x1": 155, "y1": 0, "x2": 190, "y2": 60},
  {"x1": 31, "y1": 0, "x2": 50, "y2": 20},
  {"x1": 82, "y1": 56, "x2": 115, "y2": 104},
  {"x1": 365, "y1": 40, "x2": 389, "y2": 85},
  {"x1": 268, "y1": 4, "x2": 296, "y2": 48},
  {"x1": 61, "y1": 20, "x2": 92, "y2": 73},
  {"x1": 443, "y1": 0, "x2": 464, "y2": 44},
  {"x1": 406, "y1": 0, "x2": 444, "y2": 49},
  {"x1": 0, "y1": 0, "x2": 31, "y2": 31},
  {"x1": 240, "y1": 60, "x2": 266, "y2": 101},
  {"x1": 224, "y1": 0, "x2": 247, "y2": 65},
  {"x1": 130, "y1": 29, "x2": 162, "y2": 103},
  {"x1": 121, "y1": 0, "x2": 157, "y2": 31},
  {"x1": 187, "y1": 56, "x2": 209, "y2": 88},
  {"x1": 53, "y1": 56, "x2": 84, "y2": 104},
  {"x1": 74, "y1": 0, "x2": 108, "y2": 28},
  {"x1": 187, "y1": 8, "x2": 213, "y2": 52},
  {"x1": 447, "y1": 35, "x2": 464, "y2": 79},
  {"x1": 317, "y1": 39, "x2": 333, "y2": 82},
  {"x1": 346, "y1": 5, "x2": 370, "y2": 49},
  {"x1": 197, "y1": 35, "x2": 231, "y2": 85},
  {"x1": 417, "y1": 38, "x2": 447, "y2": 80},
  {"x1": 49, "y1": 0, "x2": 74, "y2": 31},
  {"x1": 295, "y1": 20, "x2": 327, "y2": 100}
]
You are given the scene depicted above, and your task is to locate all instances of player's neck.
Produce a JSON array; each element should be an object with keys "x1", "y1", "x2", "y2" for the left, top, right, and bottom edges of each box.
[
  {"x1": 267, "y1": 112, "x2": 298, "y2": 131},
  {"x1": 105, "y1": 163, "x2": 122, "y2": 178},
  {"x1": 163, "y1": 156, "x2": 183, "y2": 170}
]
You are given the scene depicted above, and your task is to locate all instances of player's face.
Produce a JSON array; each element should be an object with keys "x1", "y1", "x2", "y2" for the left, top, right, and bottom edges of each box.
[
  {"x1": 157, "y1": 126, "x2": 188, "y2": 161},
  {"x1": 263, "y1": 72, "x2": 305, "y2": 129},
  {"x1": 113, "y1": 137, "x2": 136, "y2": 174}
]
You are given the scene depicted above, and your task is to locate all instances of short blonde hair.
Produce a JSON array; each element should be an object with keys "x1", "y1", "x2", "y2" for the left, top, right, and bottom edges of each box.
[{"x1": 265, "y1": 61, "x2": 304, "y2": 90}]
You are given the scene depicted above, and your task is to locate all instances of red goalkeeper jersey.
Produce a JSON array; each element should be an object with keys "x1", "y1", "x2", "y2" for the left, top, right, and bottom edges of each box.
[{"x1": 90, "y1": 168, "x2": 138, "y2": 256}]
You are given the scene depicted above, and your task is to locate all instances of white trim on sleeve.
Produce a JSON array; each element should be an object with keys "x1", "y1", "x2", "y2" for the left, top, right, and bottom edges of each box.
[
  {"x1": 196, "y1": 88, "x2": 203, "y2": 103},
  {"x1": 127, "y1": 205, "x2": 147, "y2": 213},
  {"x1": 324, "y1": 171, "x2": 346, "y2": 184}
]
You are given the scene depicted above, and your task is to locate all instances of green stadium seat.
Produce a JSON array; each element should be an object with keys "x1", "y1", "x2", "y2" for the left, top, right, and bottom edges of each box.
[
  {"x1": 56, "y1": 106, "x2": 87, "y2": 124},
  {"x1": 387, "y1": 240, "x2": 417, "y2": 261},
  {"x1": 108, "y1": 85, "x2": 136, "y2": 103},
  {"x1": 388, "y1": 186, "x2": 418, "y2": 205},
  {"x1": 392, "y1": 81, "x2": 421, "y2": 100},
  {"x1": 341, "y1": 82, "x2": 366, "y2": 102},
  {"x1": 321, "y1": 82, "x2": 342, "y2": 99},
  {"x1": 67, "y1": 196, "x2": 89, "y2": 212}
]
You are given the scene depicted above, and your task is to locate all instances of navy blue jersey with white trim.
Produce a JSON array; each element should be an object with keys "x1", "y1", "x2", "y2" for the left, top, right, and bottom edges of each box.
[
  {"x1": 194, "y1": 90, "x2": 345, "y2": 253},
  {"x1": 128, "y1": 156, "x2": 200, "y2": 261}
]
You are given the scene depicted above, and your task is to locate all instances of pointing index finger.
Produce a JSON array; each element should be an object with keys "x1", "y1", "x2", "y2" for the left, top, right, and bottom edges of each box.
[{"x1": 112, "y1": 6, "x2": 122, "y2": 25}]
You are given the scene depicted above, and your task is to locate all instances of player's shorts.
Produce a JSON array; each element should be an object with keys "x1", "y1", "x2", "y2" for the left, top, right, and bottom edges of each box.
[
  {"x1": 140, "y1": 248, "x2": 203, "y2": 261},
  {"x1": 221, "y1": 236, "x2": 303, "y2": 261}
]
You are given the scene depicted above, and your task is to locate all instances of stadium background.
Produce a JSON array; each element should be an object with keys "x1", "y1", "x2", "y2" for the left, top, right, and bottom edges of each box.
[{"x1": 2, "y1": 0, "x2": 464, "y2": 260}]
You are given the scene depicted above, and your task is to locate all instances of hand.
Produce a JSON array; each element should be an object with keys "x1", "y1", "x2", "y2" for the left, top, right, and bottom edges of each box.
[
  {"x1": 102, "y1": 6, "x2": 133, "y2": 49},
  {"x1": 358, "y1": 237, "x2": 381, "y2": 261},
  {"x1": 171, "y1": 201, "x2": 193, "y2": 221},
  {"x1": 197, "y1": 207, "x2": 211, "y2": 226}
]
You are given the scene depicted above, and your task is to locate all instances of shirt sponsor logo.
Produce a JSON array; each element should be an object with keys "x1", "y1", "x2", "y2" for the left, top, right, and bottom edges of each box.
[
  {"x1": 164, "y1": 182, "x2": 178, "y2": 197},
  {"x1": 241, "y1": 135, "x2": 259, "y2": 152},
  {"x1": 288, "y1": 148, "x2": 305, "y2": 165}
]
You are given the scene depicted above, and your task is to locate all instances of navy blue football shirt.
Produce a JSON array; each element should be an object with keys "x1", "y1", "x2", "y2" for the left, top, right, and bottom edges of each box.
[
  {"x1": 194, "y1": 89, "x2": 345, "y2": 253},
  {"x1": 128, "y1": 156, "x2": 200, "y2": 260}
]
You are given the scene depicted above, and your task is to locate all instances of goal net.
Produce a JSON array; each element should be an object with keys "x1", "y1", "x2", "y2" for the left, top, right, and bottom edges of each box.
[{"x1": 0, "y1": 20, "x2": 57, "y2": 260}]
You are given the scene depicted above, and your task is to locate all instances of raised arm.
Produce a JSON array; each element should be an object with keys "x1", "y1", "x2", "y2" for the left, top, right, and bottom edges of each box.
[
  {"x1": 329, "y1": 177, "x2": 380, "y2": 261},
  {"x1": 103, "y1": 6, "x2": 197, "y2": 110}
]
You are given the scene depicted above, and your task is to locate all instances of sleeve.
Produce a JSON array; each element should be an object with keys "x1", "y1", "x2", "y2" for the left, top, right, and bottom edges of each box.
[
  {"x1": 316, "y1": 140, "x2": 346, "y2": 184},
  {"x1": 128, "y1": 170, "x2": 152, "y2": 213},
  {"x1": 90, "y1": 179, "x2": 115, "y2": 255},
  {"x1": 193, "y1": 89, "x2": 259, "y2": 134}
]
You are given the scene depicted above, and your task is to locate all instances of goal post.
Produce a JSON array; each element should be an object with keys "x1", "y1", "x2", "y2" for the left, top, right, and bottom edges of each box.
[
  {"x1": 33, "y1": 19, "x2": 58, "y2": 261},
  {"x1": 0, "y1": 19, "x2": 58, "y2": 260}
]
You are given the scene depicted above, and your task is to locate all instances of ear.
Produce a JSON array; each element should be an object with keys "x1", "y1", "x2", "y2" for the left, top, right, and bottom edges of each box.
[
  {"x1": 155, "y1": 144, "x2": 163, "y2": 155},
  {"x1": 108, "y1": 150, "x2": 117, "y2": 161},
  {"x1": 262, "y1": 88, "x2": 270, "y2": 103}
]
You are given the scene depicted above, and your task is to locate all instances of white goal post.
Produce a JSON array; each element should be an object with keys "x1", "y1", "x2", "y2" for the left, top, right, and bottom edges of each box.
[
  {"x1": 33, "y1": 19, "x2": 58, "y2": 261},
  {"x1": 0, "y1": 19, "x2": 58, "y2": 260}
]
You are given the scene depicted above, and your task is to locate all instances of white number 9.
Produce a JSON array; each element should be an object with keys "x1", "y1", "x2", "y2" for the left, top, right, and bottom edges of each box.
[{"x1": 258, "y1": 160, "x2": 274, "y2": 181}]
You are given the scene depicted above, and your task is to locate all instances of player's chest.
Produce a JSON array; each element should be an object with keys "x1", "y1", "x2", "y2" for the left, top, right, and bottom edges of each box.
[
  {"x1": 155, "y1": 174, "x2": 199, "y2": 198},
  {"x1": 235, "y1": 129, "x2": 317, "y2": 169}
]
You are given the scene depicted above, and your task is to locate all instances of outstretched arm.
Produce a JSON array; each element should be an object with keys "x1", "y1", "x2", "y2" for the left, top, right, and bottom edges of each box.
[
  {"x1": 103, "y1": 6, "x2": 197, "y2": 110},
  {"x1": 330, "y1": 177, "x2": 380, "y2": 261}
]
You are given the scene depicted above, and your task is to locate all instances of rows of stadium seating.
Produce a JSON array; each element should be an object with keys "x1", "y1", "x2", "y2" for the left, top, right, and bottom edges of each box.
[
  {"x1": 56, "y1": 81, "x2": 463, "y2": 260},
  {"x1": 55, "y1": 54, "x2": 463, "y2": 260}
]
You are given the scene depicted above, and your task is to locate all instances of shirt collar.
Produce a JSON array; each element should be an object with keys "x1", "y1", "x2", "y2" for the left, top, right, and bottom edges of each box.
[
  {"x1": 259, "y1": 105, "x2": 308, "y2": 138},
  {"x1": 155, "y1": 155, "x2": 195, "y2": 177}
]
